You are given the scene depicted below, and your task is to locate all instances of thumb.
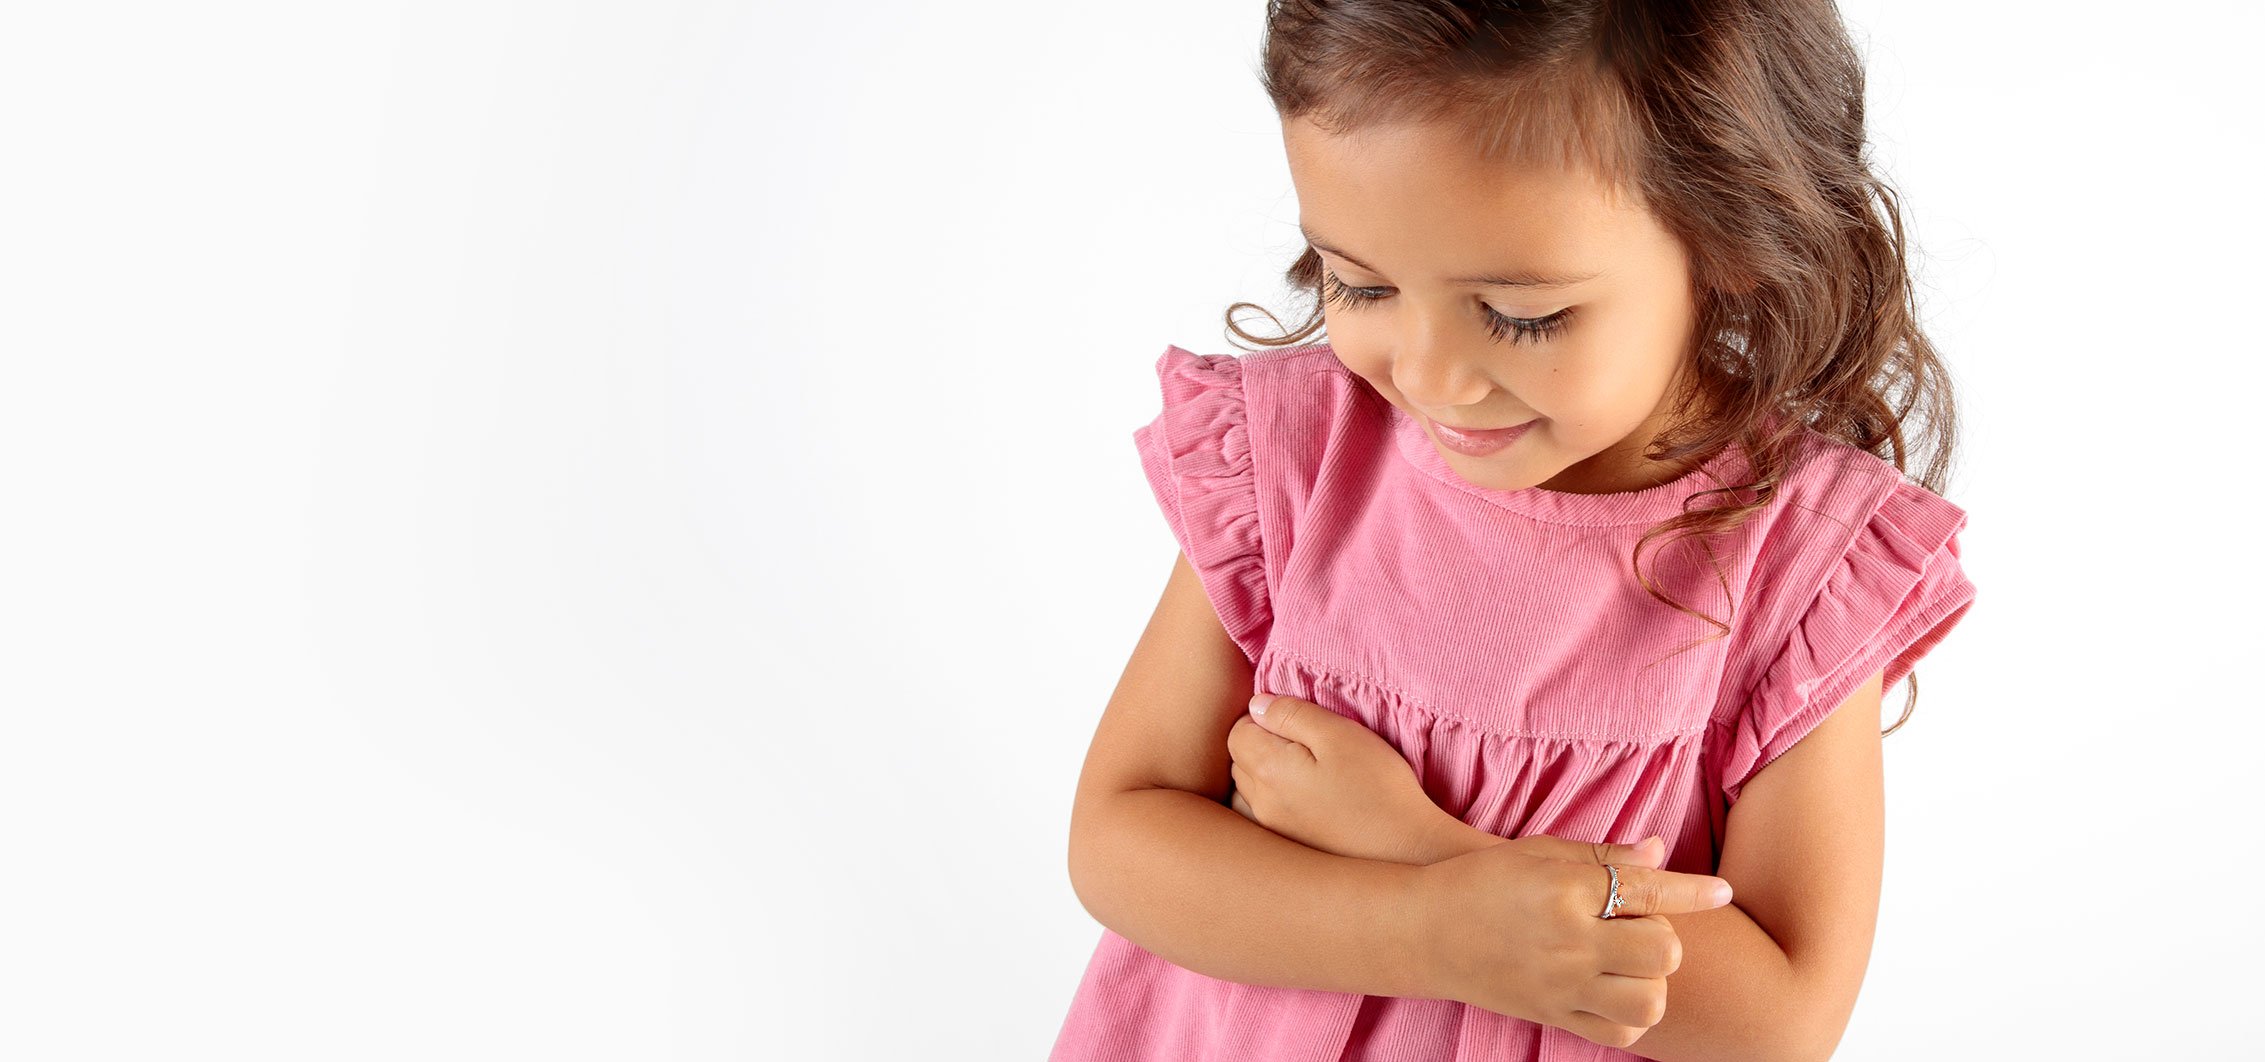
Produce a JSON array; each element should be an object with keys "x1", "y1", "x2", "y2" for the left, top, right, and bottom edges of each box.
[{"x1": 1247, "y1": 691, "x2": 1328, "y2": 738}]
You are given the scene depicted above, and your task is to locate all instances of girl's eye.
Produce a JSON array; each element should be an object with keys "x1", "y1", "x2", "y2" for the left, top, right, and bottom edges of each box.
[{"x1": 1319, "y1": 269, "x2": 1574, "y2": 347}]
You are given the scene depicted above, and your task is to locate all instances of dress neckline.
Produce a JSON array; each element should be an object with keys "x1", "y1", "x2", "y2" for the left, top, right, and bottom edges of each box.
[{"x1": 1386, "y1": 400, "x2": 1753, "y2": 526}]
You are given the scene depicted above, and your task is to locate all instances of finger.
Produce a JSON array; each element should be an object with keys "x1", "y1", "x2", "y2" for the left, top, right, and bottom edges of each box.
[
  {"x1": 1226, "y1": 716, "x2": 1272, "y2": 765},
  {"x1": 1248, "y1": 692, "x2": 1318, "y2": 743},
  {"x1": 1228, "y1": 712, "x2": 1299, "y2": 763},
  {"x1": 1576, "y1": 972, "x2": 1668, "y2": 1033},
  {"x1": 1252, "y1": 696, "x2": 1351, "y2": 766},
  {"x1": 1596, "y1": 913, "x2": 1682, "y2": 979},
  {"x1": 1521, "y1": 833, "x2": 1666, "y2": 868},
  {"x1": 1559, "y1": 1008, "x2": 1646, "y2": 1051},
  {"x1": 1594, "y1": 863, "x2": 1733, "y2": 918},
  {"x1": 1592, "y1": 835, "x2": 1666, "y2": 868}
]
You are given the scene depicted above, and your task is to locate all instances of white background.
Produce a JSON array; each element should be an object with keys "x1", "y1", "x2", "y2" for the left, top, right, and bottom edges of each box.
[{"x1": 2, "y1": 2, "x2": 2257, "y2": 1059}]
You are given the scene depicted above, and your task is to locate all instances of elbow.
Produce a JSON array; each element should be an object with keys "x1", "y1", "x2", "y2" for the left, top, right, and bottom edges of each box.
[
  {"x1": 1798, "y1": 1011, "x2": 1854, "y2": 1062},
  {"x1": 1066, "y1": 834, "x2": 1104, "y2": 920},
  {"x1": 1777, "y1": 1026, "x2": 1846, "y2": 1062},
  {"x1": 1066, "y1": 827, "x2": 1098, "y2": 918},
  {"x1": 1065, "y1": 793, "x2": 1126, "y2": 923},
  {"x1": 1776, "y1": 975, "x2": 1856, "y2": 1062},
  {"x1": 1065, "y1": 782, "x2": 1194, "y2": 917},
  {"x1": 1742, "y1": 1018, "x2": 1838, "y2": 1062}
]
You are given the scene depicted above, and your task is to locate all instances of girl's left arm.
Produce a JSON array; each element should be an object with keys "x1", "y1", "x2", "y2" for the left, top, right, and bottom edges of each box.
[{"x1": 1413, "y1": 671, "x2": 1887, "y2": 1062}]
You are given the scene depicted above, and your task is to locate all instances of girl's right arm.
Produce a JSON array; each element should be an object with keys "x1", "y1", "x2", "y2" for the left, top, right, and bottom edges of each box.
[
  {"x1": 1065, "y1": 552, "x2": 1437, "y2": 999},
  {"x1": 1067, "y1": 553, "x2": 1732, "y2": 1052}
]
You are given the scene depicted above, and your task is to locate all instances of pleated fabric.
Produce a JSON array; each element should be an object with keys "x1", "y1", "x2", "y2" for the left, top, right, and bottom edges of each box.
[{"x1": 1051, "y1": 343, "x2": 1978, "y2": 1062}]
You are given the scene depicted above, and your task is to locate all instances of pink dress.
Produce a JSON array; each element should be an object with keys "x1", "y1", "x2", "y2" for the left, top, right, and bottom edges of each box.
[{"x1": 1051, "y1": 343, "x2": 1978, "y2": 1062}]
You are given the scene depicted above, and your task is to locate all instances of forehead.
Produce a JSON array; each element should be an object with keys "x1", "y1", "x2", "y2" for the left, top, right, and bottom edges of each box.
[{"x1": 1280, "y1": 114, "x2": 1643, "y2": 270}]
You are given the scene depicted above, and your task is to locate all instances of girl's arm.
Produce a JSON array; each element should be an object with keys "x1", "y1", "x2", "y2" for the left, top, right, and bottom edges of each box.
[
  {"x1": 1384, "y1": 677, "x2": 1888, "y2": 1062},
  {"x1": 1232, "y1": 673, "x2": 1889, "y2": 1062},
  {"x1": 1066, "y1": 553, "x2": 1436, "y2": 999},
  {"x1": 1071, "y1": 784, "x2": 1435, "y2": 998},
  {"x1": 1414, "y1": 822, "x2": 1805, "y2": 1062}
]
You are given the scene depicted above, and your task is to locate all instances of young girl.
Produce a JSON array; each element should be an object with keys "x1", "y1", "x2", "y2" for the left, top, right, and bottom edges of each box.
[{"x1": 1055, "y1": 2, "x2": 1976, "y2": 1061}]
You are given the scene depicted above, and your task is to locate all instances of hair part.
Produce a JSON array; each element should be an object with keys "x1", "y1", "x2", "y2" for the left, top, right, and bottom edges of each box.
[{"x1": 1229, "y1": 0, "x2": 1962, "y2": 736}]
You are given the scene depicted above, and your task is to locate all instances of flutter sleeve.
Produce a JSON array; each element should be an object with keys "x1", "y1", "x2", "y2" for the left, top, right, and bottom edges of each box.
[
  {"x1": 1715, "y1": 478, "x2": 1978, "y2": 807},
  {"x1": 1130, "y1": 346, "x2": 1270, "y2": 664}
]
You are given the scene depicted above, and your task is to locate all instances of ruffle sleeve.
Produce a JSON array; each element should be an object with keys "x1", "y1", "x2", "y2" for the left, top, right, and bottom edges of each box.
[
  {"x1": 1130, "y1": 346, "x2": 1271, "y2": 664},
  {"x1": 1715, "y1": 478, "x2": 1978, "y2": 807}
]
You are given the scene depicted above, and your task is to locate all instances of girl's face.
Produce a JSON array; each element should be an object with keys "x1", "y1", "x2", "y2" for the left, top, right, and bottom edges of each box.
[{"x1": 1281, "y1": 114, "x2": 1711, "y2": 495}]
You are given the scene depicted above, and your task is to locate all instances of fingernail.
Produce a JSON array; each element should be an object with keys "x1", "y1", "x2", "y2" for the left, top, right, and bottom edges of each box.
[
  {"x1": 1248, "y1": 693, "x2": 1273, "y2": 715},
  {"x1": 1711, "y1": 881, "x2": 1734, "y2": 906}
]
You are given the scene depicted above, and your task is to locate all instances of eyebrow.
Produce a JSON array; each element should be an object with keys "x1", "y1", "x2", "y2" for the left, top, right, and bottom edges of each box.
[{"x1": 1299, "y1": 225, "x2": 1604, "y2": 289}]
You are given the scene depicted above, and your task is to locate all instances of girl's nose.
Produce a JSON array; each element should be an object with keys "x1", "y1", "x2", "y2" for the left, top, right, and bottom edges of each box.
[{"x1": 1390, "y1": 317, "x2": 1494, "y2": 410}]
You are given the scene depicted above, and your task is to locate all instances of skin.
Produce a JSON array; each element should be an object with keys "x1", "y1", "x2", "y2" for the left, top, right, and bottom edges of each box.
[
  {"x1": 1250, "y1": 118, "x2": 1886, "y2": 1059},
  {"x1": 1224, "y1": 678, "x2": 1884, "y2": 1061},
  {"x1": 1280, "y1": 114, "x2": 1725, "y2": 494}
]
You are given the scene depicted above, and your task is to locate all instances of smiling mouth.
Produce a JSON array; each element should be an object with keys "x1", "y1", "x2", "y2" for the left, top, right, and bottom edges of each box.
[{"x1": 1427, "y1": 416, "x2": 1536, "y2": 456}]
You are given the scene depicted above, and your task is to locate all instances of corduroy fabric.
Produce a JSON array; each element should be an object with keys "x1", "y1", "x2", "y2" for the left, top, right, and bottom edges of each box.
[{"x1": 1051, "y1": 343, "x2": 1978, "y2": 1062}]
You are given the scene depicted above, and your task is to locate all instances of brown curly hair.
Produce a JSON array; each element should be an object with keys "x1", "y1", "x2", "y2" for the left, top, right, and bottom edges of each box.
[{"x1": 1223, "y1": 0, "x2": 1962, "y2": 735}]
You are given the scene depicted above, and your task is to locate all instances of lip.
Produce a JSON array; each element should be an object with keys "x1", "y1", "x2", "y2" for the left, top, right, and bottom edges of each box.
[{"x1": 1425, "y1": 415, "x2": 1537, "y2": 457}]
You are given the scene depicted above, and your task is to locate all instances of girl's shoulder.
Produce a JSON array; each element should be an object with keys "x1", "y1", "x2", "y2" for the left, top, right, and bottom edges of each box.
[
  {"x1": 1230, "y1": 342, "x2": 1385, "y2": 439},
  {"x1": 1768, "y1": 424, "x2": 1968, "y2": 525},
  {"x1": 1711, "y1": 426, "x2": 1978, "y2": 803},
  {"x1": 1735, "y1": 423, "x2": 1973, "y2": 644},
  {"x1": 1150, "y1": 338, "x2": 1376, "y2": 469},
  {"x1": 1175, "y1": 341, "x2": 1361, "y2": 401}
]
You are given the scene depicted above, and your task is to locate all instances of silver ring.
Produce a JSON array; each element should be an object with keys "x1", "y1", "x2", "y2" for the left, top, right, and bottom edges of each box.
[{"x1": 1598, "y1": 864, "x2": 1627, "y2": 919}]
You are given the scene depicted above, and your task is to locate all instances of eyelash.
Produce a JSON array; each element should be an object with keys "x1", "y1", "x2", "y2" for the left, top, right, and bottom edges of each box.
[{"x1": 1318, "y1": 270, "x2": 1575, "y2": 346}]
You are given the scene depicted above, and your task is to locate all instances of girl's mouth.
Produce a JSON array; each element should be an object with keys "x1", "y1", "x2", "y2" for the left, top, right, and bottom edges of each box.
[{"x1": 1426, "y1": 416, "x2": 1537, "y2": 457}]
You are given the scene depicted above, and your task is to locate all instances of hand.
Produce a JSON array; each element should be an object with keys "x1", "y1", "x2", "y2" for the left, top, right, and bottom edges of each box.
[
  {"x1": 1414, "y1": 833, "x2": 1736, "y2": 1050},
  {"x1": 1224, "y1": 690, "x2": 1457, "y2": 865}
]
